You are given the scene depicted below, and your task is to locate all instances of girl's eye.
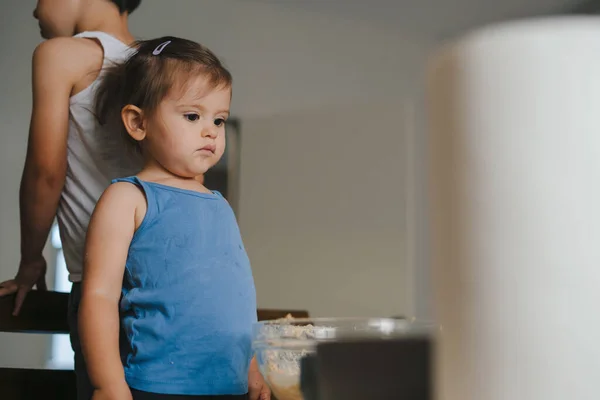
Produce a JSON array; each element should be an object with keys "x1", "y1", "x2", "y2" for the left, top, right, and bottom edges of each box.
[
  {"x1": 184, "y1": 113, "x2": 200, "y2": 122},
  {"x1": 214, "y1": 118, "x2": 226, "y2": 127}
]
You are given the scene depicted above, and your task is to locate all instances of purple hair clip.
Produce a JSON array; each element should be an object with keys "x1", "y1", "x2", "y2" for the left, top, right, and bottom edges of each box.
[{"x1": 152, "y1": 40, "x2": 171, "y2": 55}]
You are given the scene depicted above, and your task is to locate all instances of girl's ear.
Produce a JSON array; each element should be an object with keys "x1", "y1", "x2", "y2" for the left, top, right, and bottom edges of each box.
[{"x1": 121, "y1": 105, "x2": 146, "y2": 142}]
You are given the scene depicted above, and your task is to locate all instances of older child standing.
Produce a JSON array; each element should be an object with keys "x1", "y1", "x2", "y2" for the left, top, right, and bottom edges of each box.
[{"x1": 0, "y1": 1, "x2": 143, "y2": 399}]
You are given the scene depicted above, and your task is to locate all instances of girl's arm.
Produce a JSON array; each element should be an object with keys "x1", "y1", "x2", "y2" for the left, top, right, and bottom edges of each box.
[{"x1": 79, "y1": 182, "x2": 146, "y2": 398}]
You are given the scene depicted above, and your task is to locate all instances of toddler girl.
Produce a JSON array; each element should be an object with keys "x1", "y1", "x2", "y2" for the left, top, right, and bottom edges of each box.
[{"x1": 79, "y1": 36, "x2": 268, "y2": 400}]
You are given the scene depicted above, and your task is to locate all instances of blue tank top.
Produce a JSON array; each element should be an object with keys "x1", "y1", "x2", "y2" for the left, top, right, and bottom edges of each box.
[{"x1": 114, "y1": 177, "x2": 257, "y2": 395}]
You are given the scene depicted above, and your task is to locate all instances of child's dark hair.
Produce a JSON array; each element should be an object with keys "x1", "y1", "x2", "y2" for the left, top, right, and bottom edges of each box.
[
  {"x1": 95, "y1": 36, "x2": 232, "y2": 151},
  {"x1": 111, "y1": 0, "x2": 141, "y2": 14}
]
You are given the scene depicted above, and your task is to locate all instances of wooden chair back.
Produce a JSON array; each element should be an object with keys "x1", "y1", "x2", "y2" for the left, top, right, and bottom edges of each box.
[{"x1": 0, "y1": 291, "x2": 309, "y2": 399}]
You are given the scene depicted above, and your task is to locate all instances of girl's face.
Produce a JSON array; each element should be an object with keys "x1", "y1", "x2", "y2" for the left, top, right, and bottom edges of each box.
[
  {"x1": 34, "y1": 0, "x2": 84, "y2": 38},
  {"x1": 140, "y1": 77, "x2": 231, "y2": 179}
]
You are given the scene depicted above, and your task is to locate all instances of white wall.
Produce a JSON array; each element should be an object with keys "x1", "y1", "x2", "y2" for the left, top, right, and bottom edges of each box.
[
  {"x1": 130, "y1": 0, "x2": 431, "y2": 119},
  {"x1": 239, "y1": 101, "x2": 412, "y2": 317},
  {"x1": 0, "y1": 0, "x2": 432, "y2": 367}
]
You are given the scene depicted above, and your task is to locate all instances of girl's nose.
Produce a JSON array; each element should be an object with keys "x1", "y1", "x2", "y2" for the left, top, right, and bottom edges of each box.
[{"x1": 202, "y1": 127, "x2": 218, "y2": 138}]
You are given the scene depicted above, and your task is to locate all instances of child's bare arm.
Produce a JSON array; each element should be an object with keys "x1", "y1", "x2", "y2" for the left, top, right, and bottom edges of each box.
[
  {"x1": 0, "y1": 37, "x2": 100, "y2": 313},
  {"x1": 79, "y1": 182, "x2": 146, "y2": 398}
]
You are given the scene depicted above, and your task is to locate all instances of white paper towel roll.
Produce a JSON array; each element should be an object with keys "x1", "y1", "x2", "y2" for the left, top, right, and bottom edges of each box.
[{"x1": 427, "y1": 17, "x2": 600, "y2": 400}]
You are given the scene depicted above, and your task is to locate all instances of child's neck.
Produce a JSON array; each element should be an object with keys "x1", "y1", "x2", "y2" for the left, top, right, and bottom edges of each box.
[
  {"x1": 73, "y1": 4, "x2": 135, "y2": 45},
  {"x1": 137, "y1": 168, "x2": 211, "y2": 195},
  {"x1": 138, "y1": 163, "x2": 207, "y2": 190}
]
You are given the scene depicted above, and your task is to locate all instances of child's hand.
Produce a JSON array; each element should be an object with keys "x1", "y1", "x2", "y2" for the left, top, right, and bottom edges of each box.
[
  {"x1": 0, "y1": 257, "x2": 47, "y2": 315},
  {"x1": 248, "y1": 357, "x2": 271, "y2": 400}
]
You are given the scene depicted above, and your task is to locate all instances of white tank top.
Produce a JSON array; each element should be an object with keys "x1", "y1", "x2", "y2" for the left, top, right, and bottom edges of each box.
[{"x1": 58, "y1": 31, "x2": 143, "y2": 282}]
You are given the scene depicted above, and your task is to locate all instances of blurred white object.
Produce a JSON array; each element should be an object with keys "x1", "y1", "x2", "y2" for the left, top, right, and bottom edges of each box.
[{"x1": 427, "y1": 16, "x2": 600, "y2": 400}]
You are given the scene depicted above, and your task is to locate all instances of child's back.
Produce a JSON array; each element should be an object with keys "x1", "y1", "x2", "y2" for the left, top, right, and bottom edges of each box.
[
  {"x1": 0, "y1": 0, "x2": 143, "y2": 298},
  {"x1": 60, "y1": 31, "x2": 142, "y2": 283}
]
